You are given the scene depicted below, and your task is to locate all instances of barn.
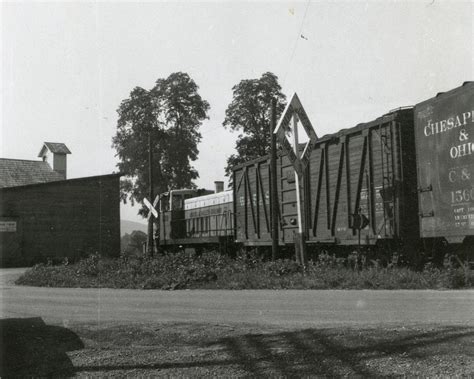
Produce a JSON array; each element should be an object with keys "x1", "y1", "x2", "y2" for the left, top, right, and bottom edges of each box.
[{"x1": 0, "y1": 142, "x2": 121, "y2": 266}]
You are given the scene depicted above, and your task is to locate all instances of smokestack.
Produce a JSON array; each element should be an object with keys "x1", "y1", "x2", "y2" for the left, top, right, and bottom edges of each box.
[{"x1": 214, "y1": 181, "x2": 224, "y2": 193}]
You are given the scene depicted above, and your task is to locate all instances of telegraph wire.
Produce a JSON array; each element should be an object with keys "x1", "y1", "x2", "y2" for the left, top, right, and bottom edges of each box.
[{"x1": 283, "y1": 0, "x2": 311, "y2": 89}]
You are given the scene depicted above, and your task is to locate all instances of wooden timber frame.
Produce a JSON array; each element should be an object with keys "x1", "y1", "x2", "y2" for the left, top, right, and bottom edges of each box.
[
  {"x1": 302, "y1": 108, "x2": 418, "y2": 246},
  {"x1": 232, "y1": 108, "x2": 418, "y2": 250},
  {"x1": 233, "y1": 155, "x2": 284, "y2": 246}
]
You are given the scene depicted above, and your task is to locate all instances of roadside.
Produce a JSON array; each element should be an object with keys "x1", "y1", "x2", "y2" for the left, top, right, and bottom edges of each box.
[
  {"x1": 0, "y1": 267, "x2": 27, "y2": 287},
  {"x1": 2, "y1": 268, "x2": 474, "y2": 376},
  {"x1": 2, "y1": 319, "x2": 473, "y2": 377},
  {"x1": 15, "y1": 251, "x2": 474, "y2": 290}
]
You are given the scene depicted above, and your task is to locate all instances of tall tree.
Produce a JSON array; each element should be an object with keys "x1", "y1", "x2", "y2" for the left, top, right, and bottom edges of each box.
[
  {"x1": 223, "y1": 72, "x2": 286, "y2": 176},
  {"x1": 154, "y1": 72, "x2": 210, "y2": 189},
  {"x1": 112, "y1": 72, "x2": 210, "y2": 217}
]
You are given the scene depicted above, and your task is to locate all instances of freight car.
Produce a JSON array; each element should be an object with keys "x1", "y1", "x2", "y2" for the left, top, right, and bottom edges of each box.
[
  {"x1": 154, "y1": 82, "x2": 473, "y2": 263},
  {"x1": 233, "y1": 107, "x2": 420, "y2": 260},
  {"x1": 414, "y1": 82, "x2": 474, "y2": 261}
]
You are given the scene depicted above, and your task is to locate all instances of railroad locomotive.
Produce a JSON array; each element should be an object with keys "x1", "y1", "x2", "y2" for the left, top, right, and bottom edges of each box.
[
  {"x1": 154, "y1": 82, "x2": 474, "y2": 263},
  {"x1": 156, "y1": 185, "x2": 234, "y2": 251}
]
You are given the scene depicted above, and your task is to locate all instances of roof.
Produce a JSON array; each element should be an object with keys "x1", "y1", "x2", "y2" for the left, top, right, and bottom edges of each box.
[
  {"x1": 0, "y1": 172, "x2": 122, "y2": 191},
  {"x1": 0, "y1": 158, "x2": 65, "y2": 188},
  {"x1": 38, "y1": 142, "x2": 71, "y2": 157}
]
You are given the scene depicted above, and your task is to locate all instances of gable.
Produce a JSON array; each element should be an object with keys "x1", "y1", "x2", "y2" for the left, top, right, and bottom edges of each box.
[{"x1": 38, "y1": 142, "x2": 71, "y2": 157}]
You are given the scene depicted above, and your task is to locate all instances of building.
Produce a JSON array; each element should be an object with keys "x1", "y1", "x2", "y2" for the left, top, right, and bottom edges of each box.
[{"x1": 0, "y1": 143, "x2": 121, "y2": 266}]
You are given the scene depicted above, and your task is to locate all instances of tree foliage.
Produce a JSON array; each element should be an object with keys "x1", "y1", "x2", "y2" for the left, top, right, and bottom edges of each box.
[
  {"x1": 223, "y1": 72, "x2": 286, "y2": 176},
  {"x1": 112, "y1": 72, "x2": 210, "y2": 216},
  {"x1": 121, "y1": 230, "x2": 148, "y2": 256}
]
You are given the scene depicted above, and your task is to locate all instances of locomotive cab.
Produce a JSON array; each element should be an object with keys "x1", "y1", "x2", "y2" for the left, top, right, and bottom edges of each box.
[
  {"x1": 158, "y1": 189, "x2": 213, "y2": 245},
  {"x1": 156, "y1": 185, "x2": 234, "y2": 250}
]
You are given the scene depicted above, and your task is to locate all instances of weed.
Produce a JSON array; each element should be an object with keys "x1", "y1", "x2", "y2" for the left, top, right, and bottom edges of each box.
[{"x1": 16, "y1": 250, "x2": 474, "y2": 290}]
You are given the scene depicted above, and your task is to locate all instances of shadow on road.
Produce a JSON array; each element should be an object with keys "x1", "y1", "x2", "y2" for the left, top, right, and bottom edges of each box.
[
  {"x1": 74, "y1": 324, "x2": 474, "y2": 376},
  {"x1": 0, "y1": 317, "x2": 84, "y2": 377}
]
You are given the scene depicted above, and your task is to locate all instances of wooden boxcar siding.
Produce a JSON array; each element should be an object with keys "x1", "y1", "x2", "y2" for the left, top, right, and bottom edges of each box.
[
  {"x1": 233, "y1": 158, "x2": 280, "y2": 245},
  {"x1": 279, "y1": 157, "x2": 302, "y2": 243},
  {"x1": 233, "y1": 109, "x2": 418, "y2": 247},
  {"x1": 304, "y1": 109, "x2": 418, "y2": 245},
  {"x1": 0, "y1": 174, "x2": 121, "y2": 265}
]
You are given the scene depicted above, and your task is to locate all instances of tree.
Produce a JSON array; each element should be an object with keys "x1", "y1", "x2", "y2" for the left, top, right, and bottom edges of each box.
[
  {"x1": 154, "y1": 73, "x2": 210, "y2": 189},
  {"x1": 223, "y1": 72, "x2": 286, "y2": 176},
  {"x1": 121, "y1": 230, "x2": 148, "y2": 256},
  {"x1": 112, "y1": 72, "x2": 210, "y2": 217}
]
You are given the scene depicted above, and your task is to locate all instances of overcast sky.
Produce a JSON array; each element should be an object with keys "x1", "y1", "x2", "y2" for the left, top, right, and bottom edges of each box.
[{"x1": 1, "y1": 1, "x2": 472, "y2": 223}]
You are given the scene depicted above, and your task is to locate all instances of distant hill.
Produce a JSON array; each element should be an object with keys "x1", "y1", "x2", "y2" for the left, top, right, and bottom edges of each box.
[{"x1": 121, "y1": 219, "x2": 147, "y2": 236}]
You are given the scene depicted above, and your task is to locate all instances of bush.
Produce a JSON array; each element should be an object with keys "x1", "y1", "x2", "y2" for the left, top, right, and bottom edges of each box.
[{"x1": 15, "y1": 250, "x2": 474, "y2": 290}]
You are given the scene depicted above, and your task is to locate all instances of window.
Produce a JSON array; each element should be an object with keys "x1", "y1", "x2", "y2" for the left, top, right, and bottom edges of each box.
[{"x1": 171, "y1": 195, "x2": 183, "y2": 210}]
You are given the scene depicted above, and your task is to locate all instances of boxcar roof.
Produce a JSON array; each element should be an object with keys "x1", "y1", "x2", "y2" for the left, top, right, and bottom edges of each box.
[{"x1": 232, "y1": 107, "x2": 413, "y2": 171}]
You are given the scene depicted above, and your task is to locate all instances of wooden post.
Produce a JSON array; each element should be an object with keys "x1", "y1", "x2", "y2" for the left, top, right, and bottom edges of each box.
[
  {"x1": 292, "y1": 114, "x2": 307, "y2": 266},
  {"x1": 270, "y1": 98, "x2": 279, "y2": 261},
  {"x1": 147, "y1": 133, "x2": 155, "y2": 256}
]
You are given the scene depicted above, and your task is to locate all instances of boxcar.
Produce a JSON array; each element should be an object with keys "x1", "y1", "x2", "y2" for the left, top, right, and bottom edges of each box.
[
  {"x1": 233, "y1": 154, "x2": 283, "y2": 246},
  {"x1": 302, "y1": 108, "x2": 419, "y2": 248},
  {"x1": 233, "y1": 108, "x2": 420, "y2": 251},
  {"x1": 415, "y1": 82, "x2": 474, "y2": 244}
]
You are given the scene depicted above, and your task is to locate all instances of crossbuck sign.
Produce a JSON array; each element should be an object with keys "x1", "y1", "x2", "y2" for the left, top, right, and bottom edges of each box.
[
  {"x1": 274, "y1": 93, "x2": 318, "y2": 176},
  {"x1": 144, "y1": 197, "x2": 158, "y2": 218}
]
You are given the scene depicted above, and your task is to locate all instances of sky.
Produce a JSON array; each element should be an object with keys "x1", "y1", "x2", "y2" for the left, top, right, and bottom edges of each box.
[{"x1": 1, "y1": 1, "x2": 473, "y2": 224}]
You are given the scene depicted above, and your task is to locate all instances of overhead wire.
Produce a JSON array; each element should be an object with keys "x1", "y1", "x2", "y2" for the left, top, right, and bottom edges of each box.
[{"x1": 282, "y1": 0, "x2": 311, "y2": 89}]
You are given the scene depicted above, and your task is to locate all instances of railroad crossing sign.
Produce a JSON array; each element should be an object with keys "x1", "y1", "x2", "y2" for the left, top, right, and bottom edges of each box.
[
  {"x1": 274, "y1": 93, "x2": 318, "y2": 176},
  {"x1": 274, "y1": 93, "x2": 317, "y2": 266},
  {"x1": 144, "y1": 197, "x2": 158, "y2": 218}
]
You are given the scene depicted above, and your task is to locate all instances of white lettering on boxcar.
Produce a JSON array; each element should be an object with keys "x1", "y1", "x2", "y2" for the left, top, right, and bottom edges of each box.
[{"x1": 423, "y1": 110, "x2": 473, "y2": 137}]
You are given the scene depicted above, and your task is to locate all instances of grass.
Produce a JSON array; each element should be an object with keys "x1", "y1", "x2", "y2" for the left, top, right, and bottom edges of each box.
[
  {"x1": 2, "y1": 318, "x2": 473, "y2": 377},
  {"x1": 16, "y1": 250, "x2": 474, "y2": 290}
]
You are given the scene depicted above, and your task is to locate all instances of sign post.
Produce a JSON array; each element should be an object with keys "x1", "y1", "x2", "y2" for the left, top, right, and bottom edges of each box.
[
  {"x1": 292, "y1": 113, "x2": 306, "y2": 265},
  {"x1": 144, "y1": 196, "x2": 158, "y2": 255},
  {"x1": 274, "y1": 93, "x2": 318, "y2": 266},
  {"x1": 147, "y1": 133, "x2": 155, "y2": 256}
]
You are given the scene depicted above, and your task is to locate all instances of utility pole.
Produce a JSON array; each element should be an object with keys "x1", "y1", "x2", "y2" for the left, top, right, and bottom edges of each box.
[
  {"x1": 270, "y1": 98, "x2": 279, "y2": 261},
  {"x1": 147, "y1": 132, "x2": 154, "y2": 256}
]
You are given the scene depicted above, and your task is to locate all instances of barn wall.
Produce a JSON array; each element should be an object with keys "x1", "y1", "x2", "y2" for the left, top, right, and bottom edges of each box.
[{"x1": 0, "y1": 174, "x2": 120, "y2": 266}]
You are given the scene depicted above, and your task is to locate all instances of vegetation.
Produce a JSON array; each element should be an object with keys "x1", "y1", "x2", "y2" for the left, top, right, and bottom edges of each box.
[
  {"x1": 112, "y1": 72, "x2": 210, "y2": 216},
  {"x1": 16, "y1": 250, "x2": 474, "y2": 290},
  {"x1": 223, "y1": 72, "x2": 287, "y2": 177},
  {"x1": 120, "y1": 230, "x2": 147, "y2": 256}
]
